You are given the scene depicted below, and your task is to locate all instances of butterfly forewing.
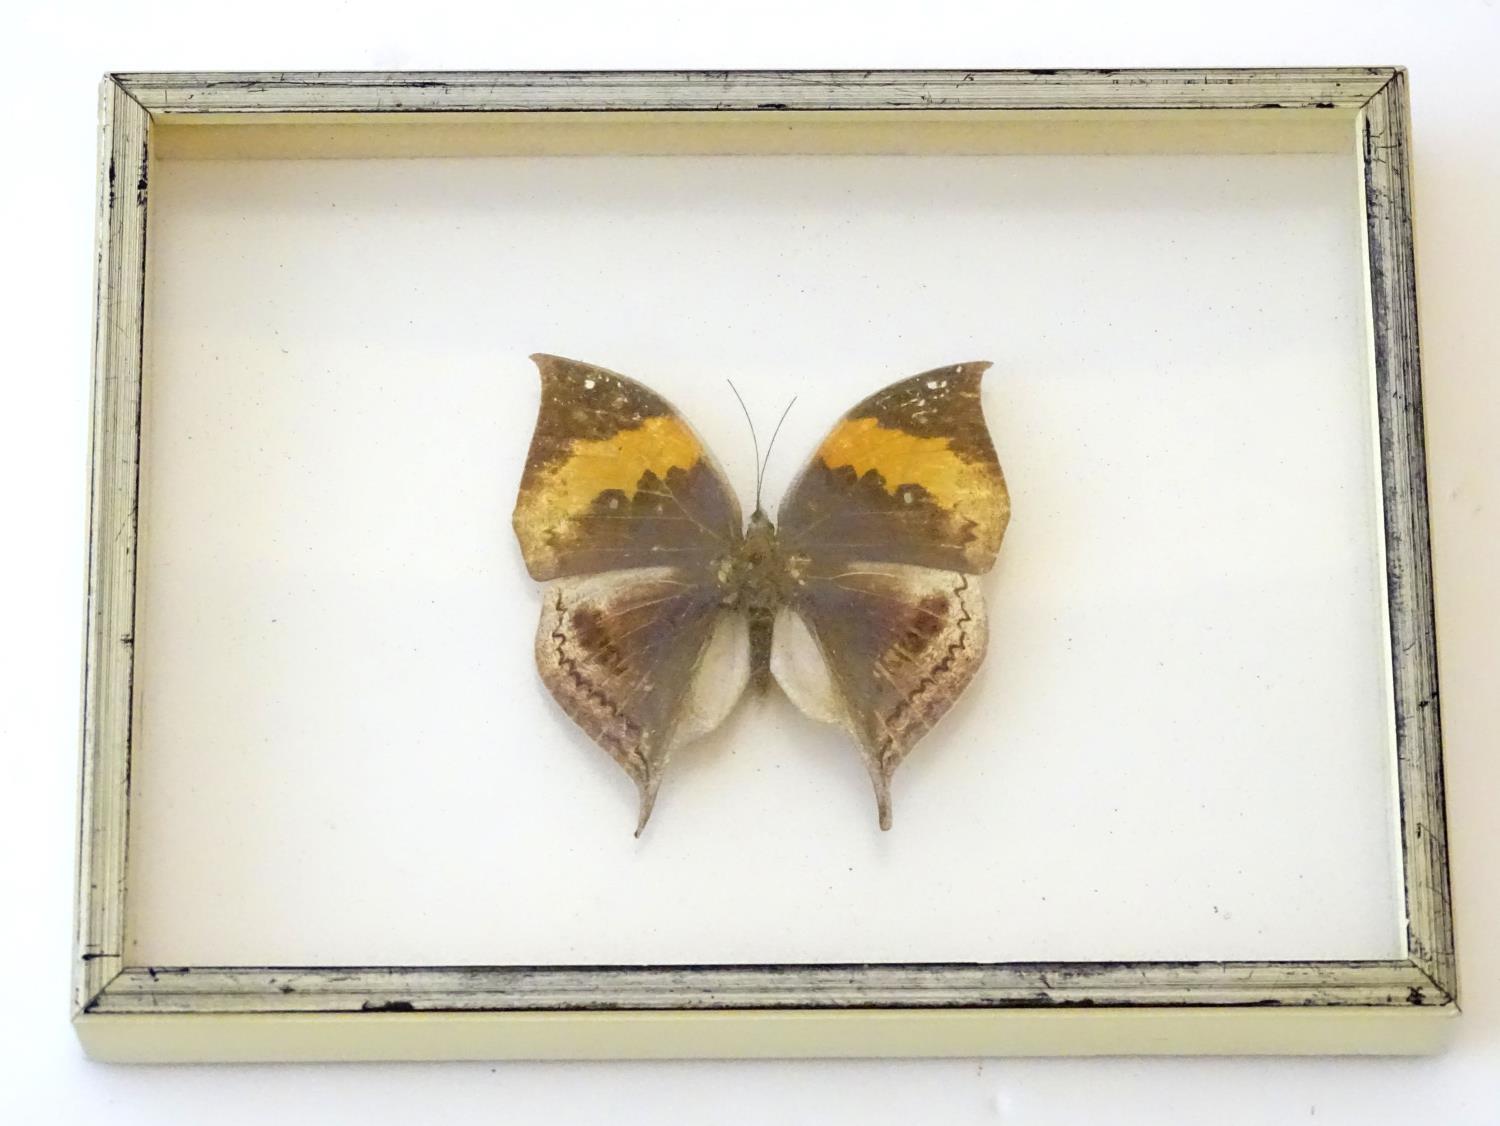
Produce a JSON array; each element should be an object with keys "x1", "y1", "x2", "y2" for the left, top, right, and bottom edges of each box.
[
  {"x1": 513, "y1": 354, "x2": 743, "y2": 582},
  {"x1": 776, "y1": 362, "x2": 1008, "y2": 574}
]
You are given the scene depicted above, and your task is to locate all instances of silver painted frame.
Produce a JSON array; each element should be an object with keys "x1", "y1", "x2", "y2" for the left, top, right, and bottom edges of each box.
[{"x1": 75, "y1": 68, "x2": 1453, "y2": 1060}]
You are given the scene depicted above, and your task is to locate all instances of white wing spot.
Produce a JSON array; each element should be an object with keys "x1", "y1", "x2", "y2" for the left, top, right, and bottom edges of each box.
[
  {"x1": 583, "y1": 378, "x2": 596, "y2": 390},
  {"x1": 608, "y1": 496, "x2": 620, "y2": 510},
  {"x1": 926, "y1": 379, "x2": 940, "y2": 389},
  {"x1": 903, "y1": 490, "x2": 914, "y2": 505}
]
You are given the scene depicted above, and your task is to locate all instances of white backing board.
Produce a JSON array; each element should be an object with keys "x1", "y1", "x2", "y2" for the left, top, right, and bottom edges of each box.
[{"x1": 127, "y1": 150, "x2": 1402, "y2": 967}]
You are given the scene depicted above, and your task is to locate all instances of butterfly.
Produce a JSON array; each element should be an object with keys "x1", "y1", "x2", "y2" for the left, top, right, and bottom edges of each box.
[{"x1": 512, "y1": 354, "x2": 1010, "y2": 835}]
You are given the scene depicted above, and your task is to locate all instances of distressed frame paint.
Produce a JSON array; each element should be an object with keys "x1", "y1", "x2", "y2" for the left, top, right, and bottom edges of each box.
[{"x1": 75, "y1": 68, "x2": 1454, "y2": 1061}]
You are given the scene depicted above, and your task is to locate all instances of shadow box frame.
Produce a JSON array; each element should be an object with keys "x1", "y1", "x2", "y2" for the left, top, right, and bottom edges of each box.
[{"x1": 74, "y1": 67, "x2": 1455, "y2": 1062}]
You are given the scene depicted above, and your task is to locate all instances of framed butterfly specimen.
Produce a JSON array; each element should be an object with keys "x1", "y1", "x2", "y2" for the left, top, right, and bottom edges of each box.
[
  {"x1": 76, "y1": 68, "x2": 1452, "y2": 1064},
  {"x1": 513, "y1": 354, "x2": 1011, "y2": 833}
]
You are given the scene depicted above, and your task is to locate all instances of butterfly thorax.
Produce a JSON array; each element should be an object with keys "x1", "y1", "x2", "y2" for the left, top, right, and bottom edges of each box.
[{"x1": 717, "y1": 509, "x2": 808, "y2": 687}]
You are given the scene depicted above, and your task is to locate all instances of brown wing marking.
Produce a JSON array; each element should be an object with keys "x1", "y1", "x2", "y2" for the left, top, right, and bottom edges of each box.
[
  {"x1": 513, "y1": 354, "x2": 742, "y2": 581},
  {"x1": 775, "y1": 563, "x2": 989, "y2": 829},
  {"x1": 778, "y1": 362, "x2": 1009, "y2": 575},
  {"x1": 535, "y1": 566, "x2": 750, "y2": 834}
]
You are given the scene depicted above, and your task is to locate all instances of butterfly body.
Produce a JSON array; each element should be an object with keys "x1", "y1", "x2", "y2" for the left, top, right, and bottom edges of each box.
[
  {"x1": 712, "y1": 509, "x2": 802, "y2": 690},
  {"x1": 513, "y1": 354, "x2": 1009, "y2": 834}
]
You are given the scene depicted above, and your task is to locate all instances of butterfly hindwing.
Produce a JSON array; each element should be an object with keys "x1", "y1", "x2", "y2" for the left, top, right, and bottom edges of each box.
[
  {"x1": 512, "y1": 354, "x2": 743, "y2": 582},
  {"x1": 772, "y1": 362, "x2": 1009, "y2": 828},
  {"x1": 540, "y1": 566, "x2": 750, "y2": 833},
  {"x1": 772, "y1": 564, "x2": 988, "y2": 829},
  {"x1": 536, "y1": 567, "x2": 750, "y2": 835}
]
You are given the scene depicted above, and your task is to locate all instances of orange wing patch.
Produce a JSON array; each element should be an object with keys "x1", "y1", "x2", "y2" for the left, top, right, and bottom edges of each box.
[
  {"x1": 513, "y1": 415, "x2": 706, "y2": 576},
  {"x1": 777, "y1": 362, "x2": 1008, "y2": 574},
  {"x1": 814, "y1": 413, "x2": 1009, "y2": 571},
  {"x1": 818, "y1": 416, "x2": 992, "y2": 512},
  {"x1": 518, "y1": 414, "x2": 702, "y2": 526}
]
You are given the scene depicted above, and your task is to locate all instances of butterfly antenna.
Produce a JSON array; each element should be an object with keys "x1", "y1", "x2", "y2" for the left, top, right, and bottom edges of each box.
[
  {"x1": 759, "y1": 395, "x2": 798, "y2": 506},
  {"x1": 726, "y1": 379, "x2": 763, "y2": 511}
]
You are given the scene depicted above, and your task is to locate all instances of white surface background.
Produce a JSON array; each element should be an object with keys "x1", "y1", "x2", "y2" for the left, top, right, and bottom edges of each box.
[
  {"x1": 3, "y1": 1, "x2": 1497, "y2": 1123},
  {"x1": 129, "y1": 149, "x2": 1398, "y2": 967}
]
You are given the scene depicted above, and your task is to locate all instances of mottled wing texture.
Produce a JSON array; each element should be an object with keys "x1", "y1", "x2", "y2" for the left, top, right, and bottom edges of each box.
[
  {"x1": 777, "y1": 362, "x2": 1008, "y2": 574},
  {"x1": 512, "y1": 354, "x2": 742, "y2": 582},
  {"x1": 536, "y1": 568, "x2": 749, "y2": 835},
  {"x1": 772, "y1": 363, "x2": 1008, "y2": 828},
  {"x1": 512, "y1": 355, "x2": 749, "y2": 833}
]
